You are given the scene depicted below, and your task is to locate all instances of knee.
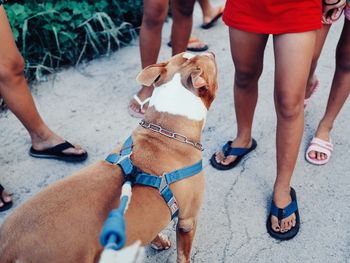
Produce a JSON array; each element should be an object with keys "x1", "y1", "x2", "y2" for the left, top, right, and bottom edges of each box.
[
  {"x1": 0, "y1": 52, "x2": 25, "y2": 82},
  {"x1": 175, "y1": 0, "x2": 195, "y2": 17},
  {"x1": 234, "y1": 68, "x2": 262, "y2": 90},
  {"x1": 336, "y1": 50, "x2": 350, "y2": 73},
  {"x1": 177, "y1": 218, "x2": 195, "y2": 233},
  {"x1": 142, "y1": 3, "x2": 167, "y2": 28},
  {"x1": 275, "y1": 96, "x2": 303, "y2": 120}
]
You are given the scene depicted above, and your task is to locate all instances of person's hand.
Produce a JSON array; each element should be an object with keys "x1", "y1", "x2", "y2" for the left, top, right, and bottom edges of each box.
[{"x1": 322, "y1": 0, "x2": 346, "y2": 24}]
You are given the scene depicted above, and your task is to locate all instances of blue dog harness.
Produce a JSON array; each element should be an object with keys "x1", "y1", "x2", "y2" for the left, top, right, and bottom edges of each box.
[{"x1": 105, "y1": 136, "x2": 203, "y2": 220}]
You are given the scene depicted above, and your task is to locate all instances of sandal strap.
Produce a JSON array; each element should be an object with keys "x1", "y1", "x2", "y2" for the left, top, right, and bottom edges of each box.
[
  {"x1": 270, "y1": 200, "x2": 298, "y2": 221},
  {"x1": 0, "y1": 184, "x2": 4, "y2": 193},
  {"x1": 133, "y1": 94, "x2": 150, "y2": 110},
  {"x1": 310, "y1": 137, "x2": 333, "y2": 152},
  {"x1": 222, "y1": 141, "x2": 252, "y2": 157},
  {"x1": 44, "y1": 141, "x2": 75, "y2": 154}
]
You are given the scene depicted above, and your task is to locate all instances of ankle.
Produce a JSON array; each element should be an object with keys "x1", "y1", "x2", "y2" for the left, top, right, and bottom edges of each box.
[
  {"x1": 317, "y1": 120, "x2": 333, "y2": 134},
  {"x1": 273, "y1": 183, "x2": 292, "y2": 206},
  {"x1": 30, "y1": 126, "x2": 54, "y2": 145},
  {"x1": 235, "y1": 132, "x2": 252, "y2": 144}
]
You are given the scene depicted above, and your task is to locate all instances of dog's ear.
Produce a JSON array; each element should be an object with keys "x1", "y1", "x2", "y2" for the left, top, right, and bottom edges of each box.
[
  {"x1": 190, "y1": 67, "x2": 208, "y2": 89},
  {"x1": 136, "y1": 62, "x2": 168, "y2": 86}
]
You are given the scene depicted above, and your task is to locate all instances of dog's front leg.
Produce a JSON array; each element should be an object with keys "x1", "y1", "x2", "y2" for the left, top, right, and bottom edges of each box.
[{"x1": 176, "y1": 217, "x2": 197, "y2": 263}]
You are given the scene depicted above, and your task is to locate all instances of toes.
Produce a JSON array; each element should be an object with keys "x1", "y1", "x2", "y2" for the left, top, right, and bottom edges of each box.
[
  {"x1": 292, "y1": 214, "x2": 296, "y2": 227},
  {"x1": 308, "y1": 150, "x2": 316, "y2": 159},
  {"x1": 215, "y1": 151, "x2": 225, "y2": 162},
  {"x1": 271, "y1": 216, "x2": 281, "y2": 232},
  {"x1": 1, "y1": 190, "x2": 12, "y2": 204},
  {"x1": 221, "y1": 155, "x2": 236, "y2": 165},
  {"x1": 316, "y1": 151, "x2": 322, "y2": 160},
  {"x1": 62, "y1": 144, "x2": 86, "y2": 155}
]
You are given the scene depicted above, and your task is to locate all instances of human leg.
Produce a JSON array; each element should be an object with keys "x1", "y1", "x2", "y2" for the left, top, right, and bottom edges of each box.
[
  {"x1": 271, "y1": 31, "x2": 317, "y2": 235},
  {"x1": 305, "y1": 24, "x2": 331, "y2": 106},
  {"x1": 0, "y1": 7, "x2": 86, "y2": 159},
  {"x1": 170, "y1": 0, "x2": 196, "y2": 55},
  {"x1": 129, "y1": 0, "x2": 168, "y2": 116},
  {"x1": 307, "y1": 19, "x2": 350, "y2": 162},
  {"x1": 211, "y1": 27, "x2": 268, "y2": 169}
]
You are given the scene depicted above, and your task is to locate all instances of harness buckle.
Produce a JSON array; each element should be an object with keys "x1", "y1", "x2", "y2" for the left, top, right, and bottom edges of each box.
[
  {"x1": 116, "y1": 152, "x2": 132, "y2": 165},
  {"x1": 159, "y1": 174, "x2": 168, "y2": 193}
]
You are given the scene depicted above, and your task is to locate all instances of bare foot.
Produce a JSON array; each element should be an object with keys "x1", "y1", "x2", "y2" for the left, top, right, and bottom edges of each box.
[
  {"x1": 270, "y1": 186, "x2": 296, "y2": 233},
  {"x1": 214, "y1": 137, "x2": 252, "y2": 166},
  {"x1": 150, "y1": 233, "x2": 171, "y2": 251}
]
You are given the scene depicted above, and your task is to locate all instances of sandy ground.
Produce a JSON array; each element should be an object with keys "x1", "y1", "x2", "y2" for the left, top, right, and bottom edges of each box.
[{"x1": 1, "y1": 1, "x2": 350, "y2": 262}]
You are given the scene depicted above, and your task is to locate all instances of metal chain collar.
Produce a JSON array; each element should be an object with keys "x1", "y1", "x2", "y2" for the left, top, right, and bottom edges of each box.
[{"x1": 139, "y1": 120, "x2": 204, "y2": 151}]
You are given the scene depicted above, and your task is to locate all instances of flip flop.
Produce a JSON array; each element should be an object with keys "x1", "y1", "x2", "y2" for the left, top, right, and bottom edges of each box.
[
  {"x1": 167, "y1": 37, "x2": 209, "y2": 52},
  {"x1": 0, "y1": 184, "x2": 13, "y2": 212},
  {"x1": 128, "y1": 94, "x2": 151, "y2": 118},
  {"x1": 305, "y1": 137, "x2": 333, "y2": 165},
  {"x1": 29, "y1": 141, "x2": 88, "y2": 162},
  {"x1": 304, "y1": 78, "x2": 319, "y2": 108},
  {"x1": 210, "y1": 139, "x2": 257, "y2": 170},
  {"x1": 266, "y1": 187, "x2": 300, "y2": 241},
  {"x1": 201, "y1": 6, "x2": 224, "y2": 29}
]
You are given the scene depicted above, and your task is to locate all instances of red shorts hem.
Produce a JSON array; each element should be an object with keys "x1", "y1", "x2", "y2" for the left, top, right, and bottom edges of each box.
[{"x1": 223, "y1": 16, "x2": 322, "y2": 35}]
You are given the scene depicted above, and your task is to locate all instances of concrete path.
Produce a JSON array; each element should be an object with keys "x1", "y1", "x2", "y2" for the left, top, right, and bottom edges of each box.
[{"x1": 1, "y1": 1, "x2": 349, "y2": 262}]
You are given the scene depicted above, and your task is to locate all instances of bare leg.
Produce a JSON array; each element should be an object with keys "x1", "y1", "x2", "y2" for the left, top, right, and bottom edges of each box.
[
  {"x1": 176, "y1": 218, "x2": 197, "y2": 263},
  {"x1": 129, "y1": 0, "x2": 195, "y2": 115},
  {"x1": 0, "y1": 7, "x2": 85, "y2": 155},
  {"x1": 129, "y1": 0, "x2": 168, "y2": 114},
  {"x1": 272, "y1": 31, "x2": 317, "y2": 232},
  {"x1": 170, "y1": 0, "x2": 196, "y2": 55},
  {"x1": 305, "y1": 24, "x2": 331, "y2": 100},
  {"x1": 214, "y1": 27, "x2": 268, "y2": 166},
  {"x1": 197, "y1": 0, "x2": 224, "y2": 26},
  {"x1": 308, "y1": 19, "x2": 350, "y2": 161}
]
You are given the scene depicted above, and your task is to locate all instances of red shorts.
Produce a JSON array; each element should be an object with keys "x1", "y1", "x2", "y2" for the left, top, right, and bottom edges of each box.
[{"x1": 223, "y1": 0, "x2": 322, "y2": 34}]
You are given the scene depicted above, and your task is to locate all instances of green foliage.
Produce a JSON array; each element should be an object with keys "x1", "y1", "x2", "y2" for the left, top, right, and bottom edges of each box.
[{"x1": 5, "y1": 0, "x2": 143, "y2": 80}]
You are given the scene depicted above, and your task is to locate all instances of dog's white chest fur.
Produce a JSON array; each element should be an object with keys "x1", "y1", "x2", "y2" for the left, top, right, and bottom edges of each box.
[{"x1": 149, "y1": 73, "x2": 207, "y2": 121}]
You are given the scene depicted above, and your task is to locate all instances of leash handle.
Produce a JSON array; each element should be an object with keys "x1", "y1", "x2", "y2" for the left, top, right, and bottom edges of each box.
[
  {"x1": 100, "y1": 181, "x2": 133, "y2": 250},
  {"x1": 120, "y1": 181, "x2": 132, "y2": 214}
]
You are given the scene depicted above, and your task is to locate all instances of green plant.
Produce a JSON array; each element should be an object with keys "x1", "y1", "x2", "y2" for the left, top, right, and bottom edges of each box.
[{"x1": 5, "y1": 0, "x2": 143, "y2": 81}]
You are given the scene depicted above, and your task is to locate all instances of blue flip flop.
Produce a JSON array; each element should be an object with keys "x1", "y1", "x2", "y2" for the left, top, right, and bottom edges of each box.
[
  {"x1": 266, "y1": 187, "x2": 300, "y2": 240},
  {"x1": 210, "y1": 139, "x2": 257, "y2": 170}
]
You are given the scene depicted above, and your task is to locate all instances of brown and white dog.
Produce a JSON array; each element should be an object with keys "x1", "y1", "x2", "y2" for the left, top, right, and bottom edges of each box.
[{"x1": 0, "y1": 52, "x2": 218, "y2": 263}]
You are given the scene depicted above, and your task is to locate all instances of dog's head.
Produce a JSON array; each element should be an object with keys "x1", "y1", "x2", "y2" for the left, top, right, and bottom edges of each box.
[{"x1": 136, "y1": 52, "x2": 218, "y2": 121}]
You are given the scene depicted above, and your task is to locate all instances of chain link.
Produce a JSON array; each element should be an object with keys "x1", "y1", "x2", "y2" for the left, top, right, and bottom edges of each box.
[{"x1": 139, "y1": 120, "x2": 204, "y2": 151}]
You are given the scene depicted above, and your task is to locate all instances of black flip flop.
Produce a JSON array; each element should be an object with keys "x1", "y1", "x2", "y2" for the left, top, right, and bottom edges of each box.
[
  {"x1": 167, "y1": 40, "x2": 209, "y2": 52},
  {"x1": 201, "y1": 6, "x2": 224, "y2": 29},
  {"x1": 29, "y1": 141, "x2": 88, "y2": 162},
  {"x1": 266, "y1": 187, "x2": 300, "y2": 241},
  {"x1": 0, "y1": 184, "x2": 13, "y2": 212},
  {"x1": 210, "y1": 139, "x2": 257, "y2": 170}
]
